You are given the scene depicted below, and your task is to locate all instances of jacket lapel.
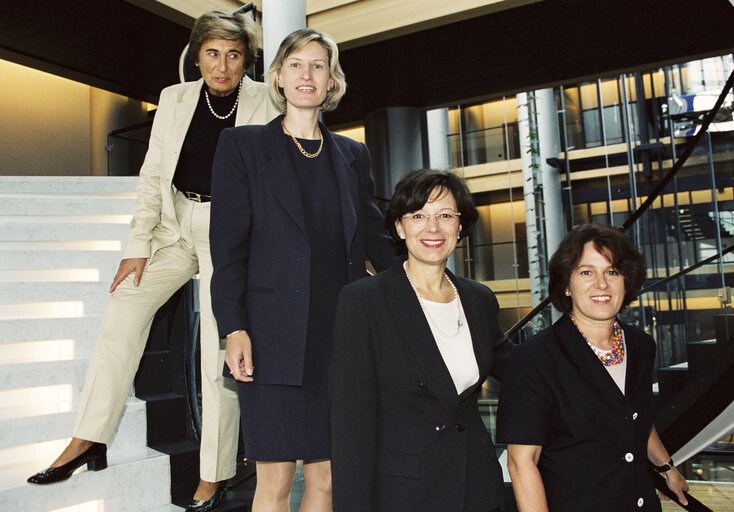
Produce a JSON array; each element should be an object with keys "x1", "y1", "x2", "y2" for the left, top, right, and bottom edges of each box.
[
  {"x1": 555, "y1": 314, "x2": 627, "y2": 403},
  {"x1": 168, "y1": 79, "x2": 202, "y2": 180},
  {"x1": 386, "y1": 261, "x2": 459, "y2": 414},
  {"x1": 262, "y1": 116, "x2": 309, "y2": 237},
  {"x1": 621, "y1": 323, "x2": 645, "y2": 398},
  {"x1": 451, "y1": 271, "x2": 491, "y2": 383},
  {"x1": 235, "y1": 76, "x2": 268, "y2": 126},
  {"x1": 322, "y1": 126, "x2": 358, "y2": 257}
]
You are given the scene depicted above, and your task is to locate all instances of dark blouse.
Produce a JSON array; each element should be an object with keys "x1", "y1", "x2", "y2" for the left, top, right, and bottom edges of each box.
[{"x1": 172, "y1": 85, "x2": 237, "y2": 196}]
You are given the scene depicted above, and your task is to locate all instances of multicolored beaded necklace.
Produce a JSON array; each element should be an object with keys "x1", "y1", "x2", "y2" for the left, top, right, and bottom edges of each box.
[{"x1": 570, "y1": 313, "x2": 625, "y2": 366}]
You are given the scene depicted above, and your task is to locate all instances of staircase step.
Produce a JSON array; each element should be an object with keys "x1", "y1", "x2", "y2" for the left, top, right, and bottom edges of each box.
[
  {"x1": 0, "y1": 249, "x2": 121, "y2": 274},
  {"x1": 0, "y1": 396, "x2": 146, "y2": 456},
  {"x1": 686, "y1": 340, "x2": 718, "y2": 377},
  {"x1": 0, "y1": 315, "x2": 102, "y2": 349},
  {"x1": 0, "y1": 176, "x2": 138, "y2": 195},
  {"x1": 0, "y1": 218, "x2": 130, "y2": 243},
  {"x1": 0, "y1": 195, "x2": 137, "y2": 216},
  {"x1": 0, "y1": 282, "x2": 111, "y2": 316},
  {"x1": 0, "y1": 447, "x2": 170, "y2": 512},
  {"x1": 146, "y1": 505, "x2": 186, "y2": 512},
  {"x1": 0, "y1": 359, "x2": 88, "y2": 393}
]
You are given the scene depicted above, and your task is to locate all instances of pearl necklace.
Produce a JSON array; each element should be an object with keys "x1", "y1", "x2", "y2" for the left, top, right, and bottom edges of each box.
[
  {"x1": 282, "y1": 121, "x2": 323, "y2": 158},
  {"x1": 570, "y1": 313, "x2": 625, "y2": 366},
  {"x1": 204, "y1": 80, "x2": 242, "y2": 120},
  {"x1": 404, "y1": 261, "x2": 463, "y2": 339}
]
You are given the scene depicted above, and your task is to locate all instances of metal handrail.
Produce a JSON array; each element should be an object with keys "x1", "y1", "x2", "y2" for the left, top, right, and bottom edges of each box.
[{"x1": 506, "y1": 68, "x2": 734, "y2": 339}]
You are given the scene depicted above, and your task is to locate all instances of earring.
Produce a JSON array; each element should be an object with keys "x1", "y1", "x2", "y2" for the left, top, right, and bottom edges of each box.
[{"x1": 565, "y1": 291, "x2": 571, "y2": 296}]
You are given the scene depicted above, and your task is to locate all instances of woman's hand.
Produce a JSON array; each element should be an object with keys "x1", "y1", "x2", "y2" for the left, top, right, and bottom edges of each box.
[
  {"x1": 110, "y1": 258, "x2": 147, "y2": 292},
  {"x1": 225, "y1": 330, "x2": 254, "y2": 382},
  {"x1": 660, "y1": 467, "x2": 689, "y2": 505}
]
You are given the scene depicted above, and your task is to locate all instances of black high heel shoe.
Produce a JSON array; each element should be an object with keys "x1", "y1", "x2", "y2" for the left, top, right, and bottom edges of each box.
[
  {"x1": 185, "y1": 482, "x2": 226, "y2": 512},
  {"x1": 27, "y1": 442, "x2": 107, "y2": 484}
]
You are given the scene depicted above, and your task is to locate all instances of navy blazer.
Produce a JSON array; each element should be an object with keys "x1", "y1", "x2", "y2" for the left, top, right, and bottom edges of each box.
[
  {"x1": 210, "y1": 115, "x2": 396, "y2": 386},
  {"x1": 496, "y1": 314, "x2": 660, "y2": 512},
  {"x1": 330, "y1": 260, "x2": 513, "y2": 512}
]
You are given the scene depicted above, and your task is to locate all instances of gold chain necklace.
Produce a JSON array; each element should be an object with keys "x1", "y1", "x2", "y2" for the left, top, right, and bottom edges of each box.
[
  {"x1": 282, "y1": 120, "x2": 323, "y2": 158},
  {"x1": 404, "y1": 261, "x2": 463, "y2": 339}
]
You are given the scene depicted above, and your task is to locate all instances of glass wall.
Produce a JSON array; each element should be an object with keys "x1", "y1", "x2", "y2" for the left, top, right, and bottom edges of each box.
[
  {"x1": 447, "y1": 55, "x2": 734, "y2": 490},
  {"x1": 447, "y1": 97, "x2": 521, "y2": 168}
]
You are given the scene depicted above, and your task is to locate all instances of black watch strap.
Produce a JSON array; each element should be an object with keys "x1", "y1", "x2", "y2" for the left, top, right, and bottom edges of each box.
[{"x1": 650, "y1": 457, "x2": 674, "y2": 473}]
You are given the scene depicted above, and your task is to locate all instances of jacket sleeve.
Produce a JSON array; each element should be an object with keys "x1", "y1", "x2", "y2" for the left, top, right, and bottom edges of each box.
[
  {"x1": 358, "y1": 143, "x2": 397, "y2": 272},
  {"x1": 210, "y1": 128, "x2": 253, "y2": 338},
  {"x1": 122, "y1": 86, "x2": 175, "y2": 259},
  {"x1": 329, "y1": 283, "x2": 377, "y2": 511},
  {"x1": 486, "y1": 288, "x2": 515, "y2": 381}
]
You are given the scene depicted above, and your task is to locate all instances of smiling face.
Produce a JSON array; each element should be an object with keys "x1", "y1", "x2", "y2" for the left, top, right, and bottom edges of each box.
[
  {"x1": 566, "y1": 242, "x2": 626, "y2": 329},
  {"x1": 196, "y1": 38, "x2": 246, "y2": 97},
  {"x1": 277, "y1": 41, "x2": 334, "y2": 112},
  {"x1": 395, "y1": 187, "x2": 462, "y2": 269}
]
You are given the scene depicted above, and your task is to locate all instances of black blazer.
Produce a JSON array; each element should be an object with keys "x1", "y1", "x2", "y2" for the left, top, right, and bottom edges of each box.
[
  {"x1": 330, "y1": 261, "x2": 513, "y2": 512},
  {"x1": 496, "y1": 314, "x2": 660, "y2": 512},
  {"x1": 210, "y1": 115, "x2": 395, "y2": 386}
]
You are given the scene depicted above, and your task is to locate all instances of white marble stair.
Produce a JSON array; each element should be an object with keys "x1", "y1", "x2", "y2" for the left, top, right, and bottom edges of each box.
[{"x1": 0, "y1": 176, "x2": 176, "y2": 512}]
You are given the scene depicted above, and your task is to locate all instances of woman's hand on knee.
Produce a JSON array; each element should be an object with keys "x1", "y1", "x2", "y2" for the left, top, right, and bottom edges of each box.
[
  {"x1": 110, "y1": 258, "x2": 147, "y2": 292},
  {"x1": 225, "y1": 330, "x2": 254, "y2": 382}
]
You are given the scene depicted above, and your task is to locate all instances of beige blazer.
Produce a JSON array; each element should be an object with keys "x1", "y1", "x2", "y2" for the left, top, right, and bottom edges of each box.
[{"x1": 123, "y1": 76, "x2": 279, "y2": 259}]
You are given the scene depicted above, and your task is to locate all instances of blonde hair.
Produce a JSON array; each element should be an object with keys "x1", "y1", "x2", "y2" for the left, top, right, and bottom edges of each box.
[
  {"x1": 266, "y1": 29, "x2": 346, "y2": 112},
  {"x1": 188, "y1": 11, "x2": 258, "y2": 69}
]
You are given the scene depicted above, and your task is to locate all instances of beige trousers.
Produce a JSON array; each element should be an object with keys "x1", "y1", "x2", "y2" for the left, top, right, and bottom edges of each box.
[{"x1": 73, "y1": 192, "x2": 239, "y2": 482}]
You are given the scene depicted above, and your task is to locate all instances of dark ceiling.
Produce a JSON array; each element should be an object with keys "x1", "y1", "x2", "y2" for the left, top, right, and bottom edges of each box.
[
  {"x1": 1, "y1": 0, "x2": 732, "y2": 124},
  {"x1": 0, "y1": 0, "x2": 189, "y2": 103}
]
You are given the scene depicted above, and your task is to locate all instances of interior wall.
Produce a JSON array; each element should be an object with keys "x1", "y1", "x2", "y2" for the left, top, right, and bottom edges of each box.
[{"x1": 0, "y1": 59, "x2": 151, "y2": 177}]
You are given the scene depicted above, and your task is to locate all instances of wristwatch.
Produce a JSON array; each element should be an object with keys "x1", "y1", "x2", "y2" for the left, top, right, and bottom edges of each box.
[{"x1": 650, "y1": 457, "x2": 674, "y2": 473}]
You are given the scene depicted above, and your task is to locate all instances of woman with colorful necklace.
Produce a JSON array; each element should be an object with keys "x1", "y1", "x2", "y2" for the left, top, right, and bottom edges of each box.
[
  {"x1": 329, "y1": 170, "x2": 513, "y2": 511},
  {"x1": 497, "y1": 224, "x2": 689, "y2": 512}
]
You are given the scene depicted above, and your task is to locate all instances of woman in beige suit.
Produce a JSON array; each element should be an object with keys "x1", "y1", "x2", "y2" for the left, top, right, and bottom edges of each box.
[{"x1": 27, "y1": 11, "x2": 278, "y2": 512}]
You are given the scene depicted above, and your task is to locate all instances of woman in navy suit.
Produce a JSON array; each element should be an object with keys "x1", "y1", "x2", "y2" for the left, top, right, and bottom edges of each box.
[
  {"x1": 329, "y1": 170, "x2": 513, "y2": 512},
  {"x1": 496, "y1": 224, "x2": 688, "y2": 511},
  {"x1": 209, "y1": 29, "x2": 395, "y2": 511}
]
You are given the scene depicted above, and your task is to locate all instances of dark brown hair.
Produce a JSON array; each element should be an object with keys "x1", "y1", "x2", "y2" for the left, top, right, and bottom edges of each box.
[
  {"x1": 385, "y1": 170, "x2": 478, "y2": 253},
  {"x1": 548, "y1": 224, "x2": 645, "y2": 314}
]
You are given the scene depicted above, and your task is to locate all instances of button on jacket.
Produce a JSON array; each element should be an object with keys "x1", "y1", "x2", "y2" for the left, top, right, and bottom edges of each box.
[
  {"x1": 496, "y1": 314, "x2": 661, "y2": 512},
  {"x1": 330, "y1": 261, "x2": 514, "y2": 512},
  {"x1": 210, "y1": 116, "x2": 396, "y2": 386}
]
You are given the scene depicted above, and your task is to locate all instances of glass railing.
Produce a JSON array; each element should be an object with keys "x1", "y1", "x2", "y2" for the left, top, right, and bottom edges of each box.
[
  {"x1": 447, "y1": 123, "x2": 521, "y2": 167},
  {"x1": 106, "y1": 120, "x2": 152, "y2": 176}
]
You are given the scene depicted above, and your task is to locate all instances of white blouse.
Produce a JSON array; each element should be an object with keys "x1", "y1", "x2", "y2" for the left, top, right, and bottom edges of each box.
[
  {"x1": 421, "y1": 298, "x2": 479, "y2": 394},
  {"x1": 596, "y1": 330, "x2": 628, "y2": 394}
]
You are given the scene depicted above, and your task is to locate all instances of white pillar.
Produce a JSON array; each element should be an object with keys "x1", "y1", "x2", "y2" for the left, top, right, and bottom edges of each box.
[
  {"x1": 426, "y1": 108, "x2": 451, "y2": 171},
  {"x1": 517, "y1": 92, "x2": 544, "y2": 308},
  {"x1": 535, "y1": 88, "x2": 565, "y2": 258},
  {"x1": 262, "y1": 0, "x2": 307, "y2": 72}
]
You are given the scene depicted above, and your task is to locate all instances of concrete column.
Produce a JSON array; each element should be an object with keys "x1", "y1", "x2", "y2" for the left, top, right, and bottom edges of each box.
[
  {"x1": 535, "y1": 88, "x2": 565, "y2": 258},
  {"x1": 517, "y1": 92, "x2": 545, "y2": 307},
  {"x1": 262, "y1": 0, "x2": 306, "y2": 72},
  {"x1": 425, "y1": 107, "x2": 458, "y2": 273},
  {"x1": 426, "y1": 108, "x2": 451, "y2": 171},
  {"x1": 364, "y1": 107, "x2": 425, "y2": 201}
]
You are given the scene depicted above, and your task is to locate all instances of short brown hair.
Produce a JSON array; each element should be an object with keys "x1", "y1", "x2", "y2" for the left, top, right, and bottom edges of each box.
[
  {"x1": 266, "y1": 29, "x2": 346, "y2": 112},
  {"x1": 385, "y1": 170, "x2": 478, "y2": 254},
  {"x1": 187, "y1": 11, "x2": 258, "y2": 69},
  {"x1": 548, "y1": 224, "x2": 645, "y2": 314}
]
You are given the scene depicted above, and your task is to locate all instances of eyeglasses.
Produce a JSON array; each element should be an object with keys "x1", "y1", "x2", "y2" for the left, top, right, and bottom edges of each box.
[{"x1": 401, "y1": 211, "x2": 461, "y2": 227}]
